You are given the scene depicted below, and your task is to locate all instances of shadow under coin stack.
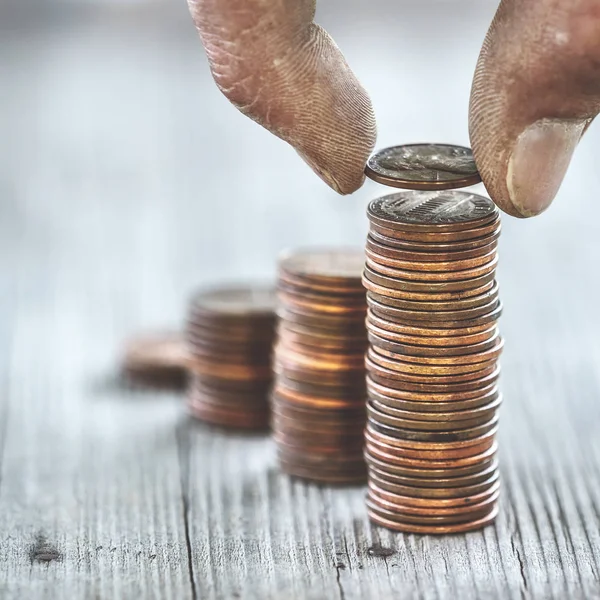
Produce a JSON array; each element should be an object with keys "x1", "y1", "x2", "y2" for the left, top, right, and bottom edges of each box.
[
  {"x1": 362, "y1": 191, "x2": 503, "y2": 534},
  {"x1": 185, "y1": 286, "x2": 277, "y2": 430},
  {"x1": 273, "y1": 249, "x2": 369, "y2": 484}
]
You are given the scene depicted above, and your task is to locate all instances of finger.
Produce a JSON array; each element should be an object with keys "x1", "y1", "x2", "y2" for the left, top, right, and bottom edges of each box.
[
  {"x1": 469, "y1": 0, "x2": 600, "y2": 218},
  {"x1": 188, "y1": 0, "x2": 376, "y2": 195}
]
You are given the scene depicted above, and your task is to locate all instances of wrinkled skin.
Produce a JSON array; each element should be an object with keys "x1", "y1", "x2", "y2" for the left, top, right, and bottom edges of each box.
[{"x1": 188, "y1": 0, "x2": 600, "y2": 218}]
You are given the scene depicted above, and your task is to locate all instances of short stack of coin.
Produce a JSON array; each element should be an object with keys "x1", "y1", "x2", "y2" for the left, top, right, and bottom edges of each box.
[
  {"x1": 272, "y1": 249, "x2": 369, "y2": 484},
  {"x1": 185, "y1": 286, "x2": 276, "y2": 430},
  {"x1": 362, "y1": 190, "x2": 503, "y2": 534},
  {"x1": 121, "y1": 332, "x2": 189, "y2": 390}
]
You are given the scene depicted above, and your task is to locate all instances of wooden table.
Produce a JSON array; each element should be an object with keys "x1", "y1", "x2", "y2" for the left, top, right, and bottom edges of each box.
[{"x1": 2, "y1": 2, "x2": 600, "y2": 598}]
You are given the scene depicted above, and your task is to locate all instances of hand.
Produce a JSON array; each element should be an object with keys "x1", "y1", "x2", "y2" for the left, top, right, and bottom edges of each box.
[{"x1": 188, "y1": 0, "x2": 600, "y2": 218}]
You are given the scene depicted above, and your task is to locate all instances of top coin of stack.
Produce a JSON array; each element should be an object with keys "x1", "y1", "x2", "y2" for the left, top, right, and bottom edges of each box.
[
  {"x1": 272, "y1": 249, "x2": 369, "y2": 484},
  {"x1": 362, "y1": 190, "x2": 503, "y2": 535},
  {"x1": 185, "y1": 286, "x2": 277, "y2": 430}
]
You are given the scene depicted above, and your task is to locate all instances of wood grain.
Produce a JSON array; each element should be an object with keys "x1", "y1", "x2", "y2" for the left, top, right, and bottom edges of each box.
[{"x1": 1, "y1": 1, "x2": 600, "y2": 598}]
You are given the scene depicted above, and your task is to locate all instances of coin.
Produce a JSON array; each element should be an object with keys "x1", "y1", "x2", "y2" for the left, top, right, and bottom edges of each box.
[
  {"x1": 122, "y1": 331, "x2": 189, "y2": 389},
  {"x1": 370, "y1": 389, "x2": 502, "y2": 417},
  {"x1": 368, "y1": 329, "x2": 500, "y2": 358},
  {"x1": 370, "y1": 395, "x2": 501, "y2": 423},
  {"x1": 362, "y1": 187, "x2": 503, "y2": 533},
  {"x1": 372, "y1": 337, "x2": 504, "y2": 366},
  {"x1": 369, "y1": 227, "x2": 501, "y2": 253},
  {"x1": 367, "y1": 190, "x2": 497, "y2": 231},
  {"x1": 365, "y1": 254, "x2": 499, "y2": 282},
  {"x1": 364, "y1": 265, "x2": 496, "y2": 294},
  {"x1": 366, "y1": 245, "x2": 497, "y2": 273},
  {"x1": 189, "y1": 285, "x2": 276, "y2": 321},
  {"x1": 273, "y1": 248, "x2": 368, "y2": 484},
  {"x1": 185, "y1": 284, "x2": 276, "y2": 430},
  {"x1": 368, "y1": 218, "x2": 500, "y2": 245},
  {"x1": 367, "y1": 503, "x2": 498, "y2": 534},
  {"x1": 365, "y1": 145, "x2": 482, "y2": 190},
  {"x1": 279, "y1": 248, "x2": 364, "y2": 286},
  {"x1": 363, "y1": 269, "x2": 495, "y2": 302},
  {"x1": 364, "y1": 448, "x2": 497, "y2": 479},
  {"x1": 371, "y1": 459, "x2": 499, "y2": 489},
  {"x1": 366, "y1": 234, "x2": 498, "y2": 263}
]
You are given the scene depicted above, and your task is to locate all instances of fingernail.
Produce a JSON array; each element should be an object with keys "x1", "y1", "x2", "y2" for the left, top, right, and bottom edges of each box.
[{"x1": 507, "y1": 118, "x2": 588, "y2": 217}]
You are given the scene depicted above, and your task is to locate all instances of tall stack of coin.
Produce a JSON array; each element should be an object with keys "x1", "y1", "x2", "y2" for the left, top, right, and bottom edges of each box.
[
  {"x1": 272, "y1": 249, "x2": 368, "y2": 484},
  {"x1": 185, "y1": 286, "x2": 276, "y2": 430},
  {"x1": 362, "y1": 189, "x2": 503, "y2": 534}
]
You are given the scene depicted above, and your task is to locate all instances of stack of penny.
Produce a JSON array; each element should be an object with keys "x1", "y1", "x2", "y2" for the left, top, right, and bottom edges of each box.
[
  {"x1": 272, "y1": 249, "x2": 368, "y2": 484},
  {"x1": 121, "y1": 332, "x2": 189, "y2": 390},
  {"x1": 362, "y1": 190, "x2": 503, "y2": 534},
  {"x1": 185, "y1": 286, "x2": 277, "y2": 430}
]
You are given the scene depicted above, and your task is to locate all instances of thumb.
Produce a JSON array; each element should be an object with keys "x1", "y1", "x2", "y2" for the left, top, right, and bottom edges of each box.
[
  {"x1": 188, "y1": 0, "x2": 376, "y2": 195},
  {"x1": 469, "y1": 0, "x2": 600, "y2": 218}
]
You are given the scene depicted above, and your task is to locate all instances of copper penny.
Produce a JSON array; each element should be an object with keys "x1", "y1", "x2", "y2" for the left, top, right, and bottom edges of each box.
[
  {"x1": 275, "y1": 376, "x2": 366, "y2": 402},
  {"x1": 370, "y1": 395, "x2": 501, "y2": 423},
  {"x1": 366, "y1": 233, "x2": 498, "y2": 263},
  {"x1": 369, "y1": 227, "x2": 501, "y2": 254},
  {"x1": 364, "y1": 443, "x2": 498, "y2": 473},
  {"x1": 367, "y1": 349, "x2": 498, "y2": 378},
  {"x1": 277, "y1": 307, "x2": 366, "y2": 332},
  {"x1": 278, "y1": 325, "x2": 367, "y2": 353},
  {"x1": 366, "y1": 362, "x2": 500, "y2": 394},
  {"x1": 188, "y1": 357, "x2": 272, "y2": 381},
  {"x1": 368, "y1": 217, "x2": 500, "y2": 244},
  {"x1": 276, "y1": 345, "x2": 366, "y2": 372},
  {"x1": 279, "y1": 459, "x2": 367, "y2": 485},
  {"x1": 372, "y1": 337, "x2": 504, "y2": 366},
  {"x1": 365, "y1": 435, "x2": 496, "y2": 463},
  {"x1": 363, "y1": 270, "x2": 495, "y2": 301},
  {"x1": 276, "y1": 437, "x2": 365, "y2": 461},
  {"x1": 365, "y1": 246, "x2": 497, "y2": 274},
  {"x1": 367, "y1": 503, "x2": 498, "y2": 534},
  {"x1": 187, "y1": 400, "x2": 270, "y2": 430},
  {"x1": 367, "y1": 281, "x2": 499, "y2": 311},
  {"x1": 363, "y1": 265, "x2": 496, "y2": 294},
  {"x1": 370, "y1": 469, "x2": 499, "y2": 500},
  {"x1": 369, "y1": 476, "x2": 500, "y2": 507},
  {"x1": 365, "y1": 254, "x2": 498, "y2": 284},
  {"x1": 370, "y1": 458, "x2": 499, "y2": 489},
  {"x1": 188, "y1": 285, "x2": 276, "y2": 321},
  {"x1": 368, "y1": 329, "x2": 500, "y2": 358},
  {"x1": 367, "y1": 486, "x2": 500, "y2": 517},
  {"x1": 365, "y1": 422, "x2": 498, "y2": 452},
  {"x1": 122, "y1": 331, "x2": 189, "y2": 388},
  {"x1": 364, "y1": 146, "x2": 482, "y2": 192},
  {"x1": 370, "y1": 391, "x2": 501, "y2": 420},
  {"x1": 278, "y1": 248, "x2": 364, "y2": 285},
  {"x1": 274, "y1": 386, "x2": 365, "y2": 410},
  {"x1": 278, "y1": 290, "x2": 367, "y2": 317},
  {"x1": 277, "y1": 270, "x2": 365, "y2": 296},
  {"x1": 367, "y1": 294, "x2": 502, "y2": 325},
  {"x1": 366, "y1": 375, "x2": 499, "y2": 403},
  {"x1": 366, "y1": 309, "x2": 499, "y2": 337},
  {"x1": 365, "y1": 449, "x2": 497, "y2": 479},
  {"x1": 367, "y1": 415, "x2": 499, "y2": 444}
]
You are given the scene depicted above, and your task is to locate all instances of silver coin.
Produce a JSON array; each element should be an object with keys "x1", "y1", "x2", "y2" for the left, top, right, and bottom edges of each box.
[
  {"x1": 365, "y1": 144, "x2": 481, "y2": 190},
  {"x1": 368, "y1": 190, "x2": 498, "y2": 231}
]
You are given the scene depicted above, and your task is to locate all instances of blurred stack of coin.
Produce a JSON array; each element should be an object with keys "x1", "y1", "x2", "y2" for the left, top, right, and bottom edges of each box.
[
  {"x1": 121, "y1": 332, "x2": 189, "y2": 390},
  {"x1": 185, "y1": 286, "x2": 276, "y2": 430},
  {"x1": 363, "y1": 190, "x2": 503, "y2": 534},
  {"x1": 273, "y1": 249, "x2": 369, "y2": 484}
]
